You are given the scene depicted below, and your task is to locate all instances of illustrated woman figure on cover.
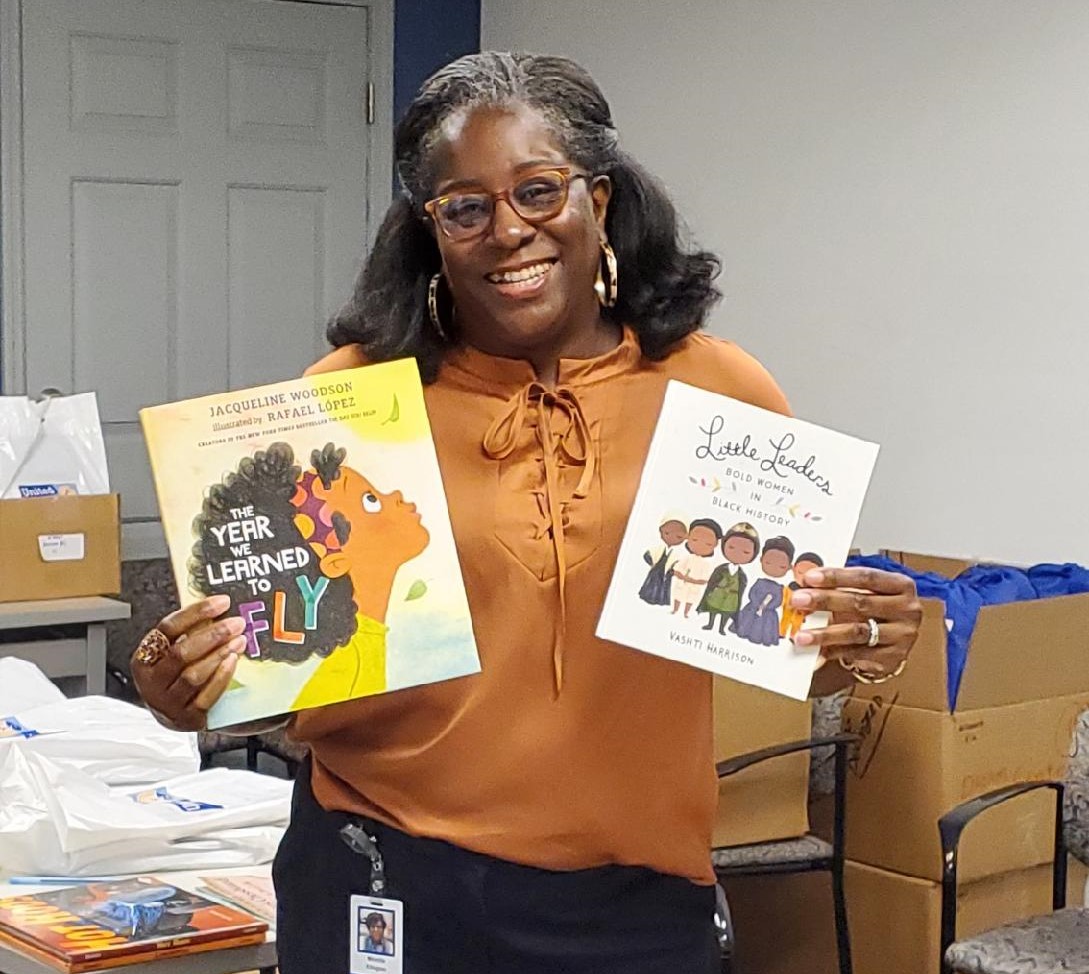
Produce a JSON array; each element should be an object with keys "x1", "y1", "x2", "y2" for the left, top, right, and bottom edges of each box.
[
  {"x1": 131, "y1": 53, "x2": 923, "y2": 974},
  {"x1": 670, "y1": 518, "x2": 722, "y2": 618},
  {"x1": 731, "y1": 536, "x2": 795, "y2": 647},
  {"x1": 780, "y1": 551, "x2": 825, "y2": 640},
  {"x1": 289, "y1": 443, "x2": 430, "y2": 706},
  {"x1": 638, "y1": 517, "x2": 687, "y2": 605},
  {"x1": 697, "y1": 521, "x2": 759, "y2": 634}
]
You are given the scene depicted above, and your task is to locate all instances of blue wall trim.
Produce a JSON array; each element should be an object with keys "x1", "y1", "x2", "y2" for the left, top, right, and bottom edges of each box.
[{"x1": 393, "y1": 0, "x2": 481, "y2": 128}]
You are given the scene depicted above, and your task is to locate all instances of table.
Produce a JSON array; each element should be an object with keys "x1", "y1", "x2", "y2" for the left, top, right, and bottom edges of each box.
[
  {"x1": 0, "y1": 597, "x2": 130, "y2": 695},
  {"x1": 0, "y1": 866, "x2": 278, "y2": 974}
]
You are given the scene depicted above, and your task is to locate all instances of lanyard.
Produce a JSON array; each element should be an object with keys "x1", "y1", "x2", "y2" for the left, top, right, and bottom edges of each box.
[{"x1": 339, "y1": 822, "x2": 387, "y2": 895}]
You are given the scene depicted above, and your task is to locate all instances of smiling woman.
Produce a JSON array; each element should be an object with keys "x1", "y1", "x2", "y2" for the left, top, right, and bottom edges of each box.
[
  {"x1": 129, "y1": 51, "x2": 922, "y2": 974},
  {"x1": 327, "y1": 52, "x2": 723, "y2": 386}
]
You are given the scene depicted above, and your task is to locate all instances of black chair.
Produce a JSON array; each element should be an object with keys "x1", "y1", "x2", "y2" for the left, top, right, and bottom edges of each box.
[
  {"x1": 198, "y1": 724, "x2": 305, "y2": 777},
  {"x1": 712, "y1": 732, "x2": 856, "y2": 974},
  {"x1": 939, "y1": 780, "x2": 1089, "y2": 974}
]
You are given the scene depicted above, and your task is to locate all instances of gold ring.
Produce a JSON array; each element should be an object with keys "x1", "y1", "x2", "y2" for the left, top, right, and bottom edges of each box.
[{"x1": 134, "y1": 628, "x2": 171, "y2": 667}]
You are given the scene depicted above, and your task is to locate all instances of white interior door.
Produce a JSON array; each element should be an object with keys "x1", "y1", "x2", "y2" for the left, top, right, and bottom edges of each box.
[{"x1": 13, "y1": 0, "x2": 389, "y2": 558}]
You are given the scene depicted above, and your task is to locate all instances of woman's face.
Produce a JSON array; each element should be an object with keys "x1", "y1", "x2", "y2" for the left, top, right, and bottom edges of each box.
[
  {"x1": 762, "y1": 548, "x2": 792, "y2": 578},
  {"x1": 660, "y1": 520, "x2": 687, "y2": 546},
  {"x1": 687, "y1": 526, "x2": 719, "y2": 557},
  {"x1": 723, "y1": 535, "x2": 757, "y2": 565},
  {"x1": 427, "y1": 103, "x2": 611, "y2": 359}
]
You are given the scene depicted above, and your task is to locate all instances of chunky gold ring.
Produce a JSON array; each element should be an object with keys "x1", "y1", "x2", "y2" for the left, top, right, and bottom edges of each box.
[{"x1": 134, "y1": 628, "x2": 171, "y2": 667}]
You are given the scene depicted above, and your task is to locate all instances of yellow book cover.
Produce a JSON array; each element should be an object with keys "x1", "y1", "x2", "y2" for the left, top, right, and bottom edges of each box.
[{"x1": 140, "y1": 360, "x2": 479, "y2": 729}]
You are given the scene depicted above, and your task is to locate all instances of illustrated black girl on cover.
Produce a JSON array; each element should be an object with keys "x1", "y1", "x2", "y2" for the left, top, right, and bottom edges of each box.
[
  {"x1": 731, "y1": 536, "x2": 795, "y2": 646},
  {"x1": 188, "y1": 442, "x2": 430, "y2": 710},
  {"x1": 638, "y1": 517, "x2": 687, "y2": 606},
  {"x1": 670, "y1": 518, "x2": 723, "y2": 618},
  {"x1": 696, "y1": 522, "x2": 760, "y2": 634},
  {"x1": 779, "y1": 551, "x2": 824, "y2": 640}
]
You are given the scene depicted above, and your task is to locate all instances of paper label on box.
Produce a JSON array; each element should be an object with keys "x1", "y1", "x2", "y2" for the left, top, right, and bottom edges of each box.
[{"x1": 37, "y1": 533, "x2": 86, "y2": 562}]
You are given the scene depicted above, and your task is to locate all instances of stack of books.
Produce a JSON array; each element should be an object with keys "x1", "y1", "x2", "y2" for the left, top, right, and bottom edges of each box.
[{"x1": 0, "y1": 876, "x2": 267, "y2": 972}]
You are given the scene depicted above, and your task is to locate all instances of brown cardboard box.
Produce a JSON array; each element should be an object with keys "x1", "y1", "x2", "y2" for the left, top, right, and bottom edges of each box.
[
  {"x1": 712, "y1": 678, "x2": 812, "y2": 848},
  {"x1": 880, "y1": 548, "x2": 976, "y2": 578},
  {"x1": 721, "y1": 857, "x2": 1088, "y2": 974},
  {"x1": 0, "y1": 494, "x2": 121, "y2": 602},
  {"x1": 843, "y1": 690, "x2": 1088, "y2": 882},
  {"x1": 842, "y1": 551, "x2": 1089, "y2": 881}
]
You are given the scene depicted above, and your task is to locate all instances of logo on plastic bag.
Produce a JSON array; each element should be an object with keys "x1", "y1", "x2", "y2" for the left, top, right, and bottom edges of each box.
[
  {"x1": 18, "y1": 483, "x2": 79, "y2": 498},
  {"x1": 0, "y1": 716, "x2": 40, "y2": 739},
  {"x1": 129, "y1": 786, "x2": 224, "y2": 812}
]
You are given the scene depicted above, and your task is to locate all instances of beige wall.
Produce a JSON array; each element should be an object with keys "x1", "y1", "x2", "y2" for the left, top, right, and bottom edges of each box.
[{"x1": 483, "y1": 0, "x2": 1089, "y2": 565}]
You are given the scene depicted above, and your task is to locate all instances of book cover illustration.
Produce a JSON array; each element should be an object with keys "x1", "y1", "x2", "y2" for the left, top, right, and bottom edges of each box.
[
  {"x1": 0, "y1": 876, "x2": 266, "y2": 971},
  {"x1": 140, "y1": 360, "x2": 480, "y2": 729},
  {"x1": 597, "y1": 380, "x2": 879, "y2": 700}
]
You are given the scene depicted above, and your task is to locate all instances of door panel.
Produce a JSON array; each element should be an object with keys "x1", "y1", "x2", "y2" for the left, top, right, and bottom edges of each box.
[
  {"x1": 227, "y1": 185, "x2": 327, "y2": 389},
  {"x1": 18, "y1": 0, "x2": 377, "y2": 557}
]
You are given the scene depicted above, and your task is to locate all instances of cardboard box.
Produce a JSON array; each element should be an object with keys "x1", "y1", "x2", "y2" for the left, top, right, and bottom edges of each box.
[
  {"x1": 0, "y1": 494, "x2": 121, "y2": 602},
  {"x1": 842, "y1": 551, "x2": 1089, "y2": 881},
  {"x1": 843, "y1": 689, "x2": 1088, "y2": 882},
  {"x1": 880, "y1": 548, "x2": 976, "y2": 578},
  {"x1": 712, "y1": 678, "x2": 812, "y2": 847},
  {"x1": 721, "y1": 857, "x2": 1088, "y2": 974}
]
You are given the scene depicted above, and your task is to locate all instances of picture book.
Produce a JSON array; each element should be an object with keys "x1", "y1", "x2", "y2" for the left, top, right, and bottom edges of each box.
[
  {"x1": 0, "y1": 876, "x2": 266, "y2": 972},
  {"x1": 140, "y1": 360, "x2": 480, "y2": 729},
  {"x1": 196, "y1": 874, "x2": 276, "y2": 925},
  {"x1": 597, "y1": 380, "x2": 879, "y2": 700}
]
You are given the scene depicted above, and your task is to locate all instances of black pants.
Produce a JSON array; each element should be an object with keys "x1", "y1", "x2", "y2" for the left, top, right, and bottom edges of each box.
[{"x1": 274, "y1": 761, "x2": 719, "y2": 973}]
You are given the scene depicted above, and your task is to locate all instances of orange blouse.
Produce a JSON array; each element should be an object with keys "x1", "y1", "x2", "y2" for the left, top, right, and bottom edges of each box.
[{"x1": 293, "y1": 327, "x2": 790, "y2": 884}]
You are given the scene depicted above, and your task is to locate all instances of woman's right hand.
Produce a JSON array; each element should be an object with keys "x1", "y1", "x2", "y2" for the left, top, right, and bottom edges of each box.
[{"x1": 131, "y1": 595, "x2": 248, "y2": 732}]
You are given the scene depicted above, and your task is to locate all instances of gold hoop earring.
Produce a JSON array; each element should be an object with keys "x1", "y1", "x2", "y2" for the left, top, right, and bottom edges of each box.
[
  {"x1": 594, "y1": 241, "x2": 618, "y2": 308},
  {"x1": 428, "y1": 273, "x2": 450, "y2": 341}
]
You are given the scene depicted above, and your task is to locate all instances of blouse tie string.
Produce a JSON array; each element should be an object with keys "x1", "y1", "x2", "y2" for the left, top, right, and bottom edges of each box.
[{"x1": 483, "y1": 382, "x2": 597, "y2": 694}]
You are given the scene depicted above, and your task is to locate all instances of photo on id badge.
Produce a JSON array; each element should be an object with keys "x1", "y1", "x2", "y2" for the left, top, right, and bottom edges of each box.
[{"x1": 350, "y1": 895, "x2": 403, "y2": 973}]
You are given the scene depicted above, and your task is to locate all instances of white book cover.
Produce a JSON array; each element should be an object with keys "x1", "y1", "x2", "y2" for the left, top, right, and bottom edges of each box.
[{"x1": 597, "y1": 380, "x2": 879, "y2": 700}]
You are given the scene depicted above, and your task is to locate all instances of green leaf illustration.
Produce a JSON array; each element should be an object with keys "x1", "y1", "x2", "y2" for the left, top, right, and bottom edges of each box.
[
  {"x1": 382, "y1": 394, "x2": 400, "y2": 425},
  {"x1": 227, "y1": 677, "x2": 245, "y2": 691},
  {"x1": 405, "y1": 579, "x2": 428, "y2": 601}
]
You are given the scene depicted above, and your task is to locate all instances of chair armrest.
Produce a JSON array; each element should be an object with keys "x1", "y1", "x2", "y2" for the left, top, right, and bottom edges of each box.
[
  {"x1": 715, "y1": 733, "x2": 857, "y2": 778},
  {"x1": 938, "y1": 780, "x2": 1064, "y2": 858},
  {"x1": 106, "y1": 663, "x2": 130, "y2": 688},
  {"x1": 938, "y1": 780, "x2": 1067, "y2": 971}
]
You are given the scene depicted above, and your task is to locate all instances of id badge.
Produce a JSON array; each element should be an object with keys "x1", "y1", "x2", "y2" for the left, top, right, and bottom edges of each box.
[{"x1": 349, "y1": 894, "x2": 404, "y2": 974}]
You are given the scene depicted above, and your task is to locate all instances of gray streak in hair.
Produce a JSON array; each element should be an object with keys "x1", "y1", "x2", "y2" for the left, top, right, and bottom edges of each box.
[{"x1": 395, "y1": 52, "x2": 620, "y2": 209}]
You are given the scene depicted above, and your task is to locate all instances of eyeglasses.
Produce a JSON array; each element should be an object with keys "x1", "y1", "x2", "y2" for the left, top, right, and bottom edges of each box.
[{"x1": 424, "y1": 167, "x2": 593, "y2": 242}]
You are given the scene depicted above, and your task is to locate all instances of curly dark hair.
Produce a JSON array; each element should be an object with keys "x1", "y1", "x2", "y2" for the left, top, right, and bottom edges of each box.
[
  {"x1": 327, "y1": 51, "x2": 721, "y2": 382},
  {"x1": 188, "y1": 443, "x2": 357, "y2": 663}
]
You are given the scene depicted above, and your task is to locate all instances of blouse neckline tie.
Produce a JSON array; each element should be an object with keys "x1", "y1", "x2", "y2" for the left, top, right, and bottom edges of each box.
[{"x1": 482, "y1": 382, "x2": 597, "y2": 695}]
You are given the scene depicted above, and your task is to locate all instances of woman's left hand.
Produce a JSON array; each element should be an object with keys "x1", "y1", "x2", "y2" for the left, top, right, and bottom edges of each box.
[{"x1": 789, "y1": 566, "x2": 922, "y2": 680}]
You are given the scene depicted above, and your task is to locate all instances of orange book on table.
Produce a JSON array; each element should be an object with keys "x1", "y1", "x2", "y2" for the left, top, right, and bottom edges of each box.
[{"x1": 0, "y1": 876, "x2": 266, "y2": 973}]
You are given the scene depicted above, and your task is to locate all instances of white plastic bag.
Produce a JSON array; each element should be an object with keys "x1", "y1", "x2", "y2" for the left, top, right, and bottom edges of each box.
[
  {"x1": 0, "y1": 695, "x2": 200, "y2": 785},
  {"x1": 0, "y1": 659, "x2": 199, "y2": 785},
  {"x1": 0, "y1": 392, "x2": 109, "y2": 498},
  {"x1": 0, "y1": 748, "x2": 291, "y2": 875},
  {"x1": 0, "y1": 657, "x2": 65, "y2": 713},
  {"x1": 50, "y1": 825, "x2": 288, "y2": 876}
]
